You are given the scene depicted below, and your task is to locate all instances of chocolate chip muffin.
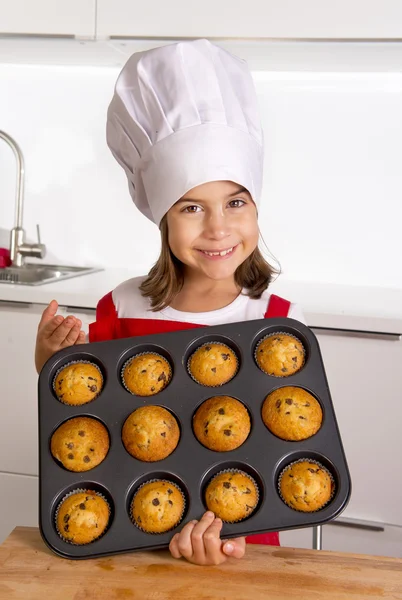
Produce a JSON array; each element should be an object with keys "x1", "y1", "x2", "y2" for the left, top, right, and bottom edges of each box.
[
  {"x1": 122, "y1": 353, "x2": 172, "y2": 396},
  {"x1": 56, "y1": 490, "x2": 110, "y2": 544},
  {"x1": 122, "y1": 406, "x2": 180, "y2": 462},
  {"x1": 188, "y1": 343, "x2": 238, "y2": 386},
  {"x1": 193, "y1": 396, "x2": 250, "y2": 451},
  {"x1": 262, "y1": 387, "x2": 322, "y2": 441},
  {"x1": 51, "y1": 417, "x2": 109, "y2": 472},
  {"x1": 279, "y1": 461, "x2": 335, "y2": 512},
  {"x1": 131, "y1": 480, "x2": 185, "y2": 533},
  {"x1": 205, "y1": 470, "x2": 259, "y2": 522},
  {"x1": 255, "y1": 333, "x2": 305, "y2": 377},
  {"x1": 54, "y1": 362, "x2": 103, "y2": 405}
]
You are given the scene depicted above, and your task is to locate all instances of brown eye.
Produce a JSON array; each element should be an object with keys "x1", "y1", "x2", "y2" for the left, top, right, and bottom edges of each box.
[
  {"x1": 228, "y1": 199, "x2": 246, "y2": 208},
  {"x1": 183, "y1": 205, "x2": 201, "y2": 213}
]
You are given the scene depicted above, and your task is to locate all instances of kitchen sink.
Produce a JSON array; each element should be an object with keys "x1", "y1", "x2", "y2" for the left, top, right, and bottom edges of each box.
[{"x1": 0, "y1": 264, "x2": 102, "y2": 286}]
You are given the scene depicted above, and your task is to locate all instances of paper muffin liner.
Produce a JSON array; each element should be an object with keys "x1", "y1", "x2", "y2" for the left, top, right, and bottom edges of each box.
[
  {"x1": 130, "y1": 479, "x2": 186, "y2": 534},
  {"x1": 277, "y1": 459, "x2": 336, "y2": 513},
  {"x1": 187, "y1": 342, "x2": 239, "y2": 387},
  {"x1": 54, "y1": 487, "x2": 111, "y2": 545},
  {"x1": 52, "y1": 360, "x2": 104, "y2": 405},
  {"x1": 121, "y1": 352, "x2": 172, "y2": 396},
  {"x1": 205, "y1": 468, "x2": 260, "y2": 523},
  {"x1": 254, "y1": 331, "x2": 306, "y2": 377}
]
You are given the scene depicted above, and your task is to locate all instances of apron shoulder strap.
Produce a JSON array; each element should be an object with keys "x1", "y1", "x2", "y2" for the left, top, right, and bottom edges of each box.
[
  {"x1": 264, "y1": 293, "x2": 291, "y2": 318},
  {"x1": 88, "y1": 291, "x2": 117, "y2": 342}
]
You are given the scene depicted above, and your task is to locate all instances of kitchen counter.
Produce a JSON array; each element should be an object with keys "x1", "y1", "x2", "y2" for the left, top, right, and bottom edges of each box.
[
  {"x1": 0, "y1": 268, "x2": 130, "y2": 310},
  {"x1": 0, "y1": 527, "x2": 401, "y2": 600},
  {"x1": 0, "y1": 267, "x2": 401, "y2": 334}
]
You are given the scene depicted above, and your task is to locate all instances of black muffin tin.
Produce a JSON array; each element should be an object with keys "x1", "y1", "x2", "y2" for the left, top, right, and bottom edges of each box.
[{"x1": 38, "y1": 317, "x2": 351, "y2": 559}]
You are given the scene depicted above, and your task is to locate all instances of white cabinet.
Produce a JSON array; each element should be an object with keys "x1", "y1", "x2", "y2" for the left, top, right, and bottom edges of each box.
[
  {"x1": 311, "y1": 328, "x2": 402, "y2": 528},
  {"x1": 0, "y1": 473, "x2": 38, "y2": 544},
  {"x1": 2, "y1": 1, "x2": 402, "y2": 43},
  {"x1": 0, "y1": 302, "x2": 43, "y2": 476},
  {"x1": 281, "y1": 523, "x2": 402, "y2": 558},
  {"x1": 0, "y1": 0, "x2": 96, "y2": 38},
  {"x1": 0, "y1": 300, "x2": 95, "y2": 476},
  {"x1": 281, "y1": 326, "x2": 402, "y2": 558},
  {"x1": 96, "y1": 0, "x2": 402, "y2": 40}
]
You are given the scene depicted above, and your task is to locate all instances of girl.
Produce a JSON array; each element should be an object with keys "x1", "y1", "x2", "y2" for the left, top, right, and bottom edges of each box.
[{"x1": 35, "y1": 39, "x2": 305, "y2": 566}]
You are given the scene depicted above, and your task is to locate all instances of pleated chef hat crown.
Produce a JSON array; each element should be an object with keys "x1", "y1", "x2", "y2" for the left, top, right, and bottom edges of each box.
[{"x1": 107, "y1": 39, "x2": 264, "y2": 227}]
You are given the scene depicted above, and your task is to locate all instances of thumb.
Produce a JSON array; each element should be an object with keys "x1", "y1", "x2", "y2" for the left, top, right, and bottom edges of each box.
[
  {"x1": 38, "y1": 300, "x2": 59, "y2": 329},
  {"x1": 222, "y1": 537, "x2": 246, "y2": 559}
]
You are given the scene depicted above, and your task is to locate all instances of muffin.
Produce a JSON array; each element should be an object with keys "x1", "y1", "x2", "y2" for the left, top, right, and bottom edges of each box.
[
  {"x1": 122, "y1": 406, "x2": 180, "y2": 462},
  {"x1": 131, "y1": 480, "x2": 185, "y2": 533},
  {"x1": 262, "y1": 387, "x2": 322, "y2": 441},
  {"x1": 279, "y1": 460, "x2": 335, "y2": 512},
  {"x1": 56, "y1": 490, "x2": 110, "y2": 544},
  {"x1": 193, "y1": 396, "x2": 250, "y2": 451},
  {"x1": 54, "y1": 362, "x2": 103, "y2": 405},
  {"x1": 122, "y1": 353, "x2": 171, "y2": 396},
  {"x1": 255, "y1": 334, "x2": 305, "y2": 377},
  {"x1": 188, "y1": 343, "x2": 238, "y2": 386},
  {"x1": 205, "y1": 470, "x2": 259, "y2": 522},
  {"x1": 51, "y1": 417, "x2": 109, "y2": 472}
]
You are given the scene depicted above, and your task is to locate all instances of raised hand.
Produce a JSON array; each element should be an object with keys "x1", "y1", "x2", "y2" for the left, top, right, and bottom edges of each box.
[
  {"x1": 35, "y1": 300, "x2": 86, "y2": 373},
  {"x1": 169, "y1": 511, "x2": 246, "y2": 566}
]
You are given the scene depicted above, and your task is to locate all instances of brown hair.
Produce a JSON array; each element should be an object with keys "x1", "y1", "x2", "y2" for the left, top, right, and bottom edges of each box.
[{"x1": 139, "y1": 215, "x2": 279, "y2": 311}]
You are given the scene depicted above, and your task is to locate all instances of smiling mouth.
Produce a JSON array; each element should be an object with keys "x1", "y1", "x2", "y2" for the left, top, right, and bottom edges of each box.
[{"x1": 196, "y1": 244, "x2": 239, "y2": 258}]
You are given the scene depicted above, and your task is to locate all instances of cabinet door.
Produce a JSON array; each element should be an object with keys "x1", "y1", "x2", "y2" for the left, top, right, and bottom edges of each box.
[
  {"x1": 0, "y1": 301, "x2": 95, "y2": 476},
  {"x1": 96, "y1": 0, "x2": 402, "y2": 40},
  {"x1": 0, "y1": 473, "x2": 38, "y2": 544},
  {"x1": 0, "y1": 0, "x2": 96, "y2": 38},
  {"x1": 312, "y1": 329, "x2": 402, "y2": 527},
  {"x1": 0, "y1": 302, "x2": 42, "y2": 476},
  {"x1": 280, "y1": 522, "x2": 402, "y2": 558}
]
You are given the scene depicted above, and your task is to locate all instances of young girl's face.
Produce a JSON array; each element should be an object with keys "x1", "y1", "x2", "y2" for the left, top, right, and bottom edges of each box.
[{"x1": 166, "y1": 180, "x2": 259, "y2": 282}]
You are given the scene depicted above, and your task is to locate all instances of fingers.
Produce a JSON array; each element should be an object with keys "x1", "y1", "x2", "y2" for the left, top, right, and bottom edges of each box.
[
  {"x1": 37, "y1": 300, "x2": 59, "y2": 331},
  {"x1": 169, "y1": 516, "x2": 246, "y2": 565},
  {"x1": 35, "y1": 304, "x2": 87, "y2": 374},
  {"x1": 45, "y1": 316, "x2": 78, "y2": 347},
  {"x1": 191, "y1": 512, "x2": 216, "y2": 562},
  {"x1": 202, "y1": 516, "x2": 224, "y2": 564},
  {"x1": 169, "y1": 533, "x2": 182, "y2": 559},
  {"x1": 75, "y1": 330, "x2": 87, "y2": 345},
  {"x1": 60, "y1": 320, "x2": 82, "y2": 348},
  {"x1": 169, "y1": 520, "x2": 197, "y2": 559},
  {"x1": 38, "y1": 303, "x2": 83, "y2": 348},
  {"x1": 222, "y1": 536, "x2": 246, "y2": 559}
]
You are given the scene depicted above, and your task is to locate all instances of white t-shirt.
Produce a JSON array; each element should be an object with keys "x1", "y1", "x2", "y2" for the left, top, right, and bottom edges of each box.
[{"x1": 112, "y1": 276, "x2": 306, "y2": 326}]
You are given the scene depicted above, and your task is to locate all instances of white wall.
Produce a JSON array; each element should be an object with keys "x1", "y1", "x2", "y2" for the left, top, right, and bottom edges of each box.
[
  {"x1": 1, "y1": 55, "x2": 402, "y2": 288},
  {"x1": 255, "y1": 71, "x2": 402, "y2": 287}
]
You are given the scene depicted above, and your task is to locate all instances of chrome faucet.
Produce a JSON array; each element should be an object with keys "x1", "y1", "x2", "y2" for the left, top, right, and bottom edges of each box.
[{"x1": 0, "y1": 130, "x2": 46, "y2": 267}]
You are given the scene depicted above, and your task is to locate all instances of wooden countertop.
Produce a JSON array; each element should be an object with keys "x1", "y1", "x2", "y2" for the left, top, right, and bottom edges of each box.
[{"x1": 0, "y1": 527, "x2": 401, "y2": 600}]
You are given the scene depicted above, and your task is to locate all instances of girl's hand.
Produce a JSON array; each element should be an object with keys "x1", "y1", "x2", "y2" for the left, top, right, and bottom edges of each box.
[
  {"x1": 169, "y1": 511, "x2": 246, "y2": 566},
  {"x1": 35, "y1": 300, "x2": 86, "y2": 373}
]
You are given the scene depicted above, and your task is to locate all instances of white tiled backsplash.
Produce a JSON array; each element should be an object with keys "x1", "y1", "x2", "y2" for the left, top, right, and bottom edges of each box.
[{"x1": 1, "y1": 59, "x2": 401, "y2": 289}]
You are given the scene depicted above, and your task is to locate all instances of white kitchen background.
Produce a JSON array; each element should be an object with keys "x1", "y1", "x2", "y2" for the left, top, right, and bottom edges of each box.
[
  {"x1": 1, "y1": 43, "x2": 402, "y2": 288},
  {"x1": 1, "y1": 22, "x2": 402, "y2": 559}
]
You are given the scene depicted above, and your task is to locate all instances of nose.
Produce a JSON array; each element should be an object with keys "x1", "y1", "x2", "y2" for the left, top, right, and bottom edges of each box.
[{"x1": 203, "y1": 208, "x2": 231, "y2": 241}]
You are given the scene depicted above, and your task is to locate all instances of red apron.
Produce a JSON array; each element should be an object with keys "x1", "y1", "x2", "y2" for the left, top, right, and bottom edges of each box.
[{"x1": 89, "y1": 292, "x2": 291, "y2": 547}]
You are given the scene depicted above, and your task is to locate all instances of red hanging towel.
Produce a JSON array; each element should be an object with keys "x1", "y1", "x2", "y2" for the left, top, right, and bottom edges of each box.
[{"x1": 89, "y1": 291, "x2": 291, "y2": 547}]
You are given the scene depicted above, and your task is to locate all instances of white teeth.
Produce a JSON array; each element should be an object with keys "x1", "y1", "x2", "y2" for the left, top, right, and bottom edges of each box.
[{"x1": 202, "y1": 247, "x2": 234, "y2": 257}]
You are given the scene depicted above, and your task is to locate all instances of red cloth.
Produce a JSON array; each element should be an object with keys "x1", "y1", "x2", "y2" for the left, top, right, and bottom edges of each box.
[{"x1": 89, "y1": 290, "x2": 291, "y2": 547}]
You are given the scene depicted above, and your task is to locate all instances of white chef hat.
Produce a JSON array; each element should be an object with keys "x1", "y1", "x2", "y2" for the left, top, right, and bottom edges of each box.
[{"x1": 106, "y1": 39, "x2": 264, "y2": 227}]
